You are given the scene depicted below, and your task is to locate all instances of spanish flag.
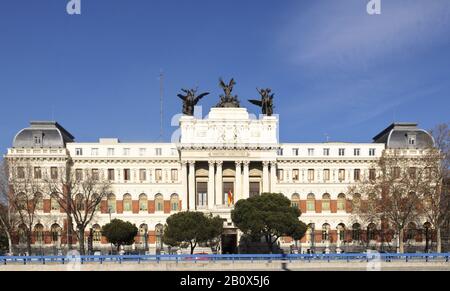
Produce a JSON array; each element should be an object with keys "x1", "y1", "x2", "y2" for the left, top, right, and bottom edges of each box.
[{"x1": 227, "y1": 189, "x2": 234, "y2": 206}]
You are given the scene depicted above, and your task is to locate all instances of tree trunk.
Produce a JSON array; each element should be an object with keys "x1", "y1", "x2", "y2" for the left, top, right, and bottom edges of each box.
[
  {"x1": 78, "y1": 228, "x2": 85, "y2": 255},
  {"x1": 26, "y1": 231, "x2": 32, "y2": 255},
  {"x1": 398, "y1": 230, "x2": 404, "y2": 253},
  {"x1": 437, "y1": 227, "x2": 442, "y2": 253},
  {"x1": 190, "y1": 242, "x2": 196, "y2": 254}
]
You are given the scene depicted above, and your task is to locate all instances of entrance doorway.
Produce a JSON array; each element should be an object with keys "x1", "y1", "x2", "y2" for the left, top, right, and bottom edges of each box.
[{"x1": 221, "y1": 233, "x2": 238, "y2": 254}]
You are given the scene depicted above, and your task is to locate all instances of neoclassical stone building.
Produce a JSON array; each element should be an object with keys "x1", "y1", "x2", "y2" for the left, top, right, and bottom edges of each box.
[{"x1": 5, "y1": 105, "x2": 434, "y2": 254}]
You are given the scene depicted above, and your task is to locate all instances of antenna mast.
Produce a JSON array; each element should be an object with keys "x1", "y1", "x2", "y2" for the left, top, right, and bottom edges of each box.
[{"x1": 159, "y1": 70, "x2": 164, "y2": 141}]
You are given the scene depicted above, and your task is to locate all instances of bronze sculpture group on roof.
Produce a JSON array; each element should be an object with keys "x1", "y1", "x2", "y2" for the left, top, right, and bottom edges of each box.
[{"x1": 177, "y1": 78, "x2": 275, "y2": 116}]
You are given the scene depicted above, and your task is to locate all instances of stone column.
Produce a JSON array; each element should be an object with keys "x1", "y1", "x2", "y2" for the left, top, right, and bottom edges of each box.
[
  {"x1": 208, "y1": 161, "x2": 215, "y2": 209},
  {"x1": 270, "y1": 162, "x2": 277, "y2": 193},
  {"x1": 181, "y1": 161, "x2": 188, "y2": 210},
  {"x1": 235, "y1": 161, "x2": 242, "y2": 201},
  {"x1": 188, "y1": 161, "x2": 196, "y2": 210},
  {"x1": 262, "y1": 161, "x2": 270, "y2": 193},
  {"x1": 242, "y1": 161, "x2": 250, "y2": 199},
  {"x1": 215, "y1": 161, "x2": 223, "y2": 206}
]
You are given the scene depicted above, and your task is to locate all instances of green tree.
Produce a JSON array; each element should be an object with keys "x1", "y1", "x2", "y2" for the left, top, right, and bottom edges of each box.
[
  {"x1": 163, "y1": 212, "x2": 223, "y2": 254},
  {"x1": 102, "y1": 219, "x2": 138, "y2": 252},
  {"x1": 231, "y1": 193, "x2": 307, "y2": 253}
]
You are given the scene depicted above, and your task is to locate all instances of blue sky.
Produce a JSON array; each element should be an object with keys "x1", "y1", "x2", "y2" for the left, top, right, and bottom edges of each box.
[{"x1": 0, "y1": 0, "x2": 449, "y2": 153}]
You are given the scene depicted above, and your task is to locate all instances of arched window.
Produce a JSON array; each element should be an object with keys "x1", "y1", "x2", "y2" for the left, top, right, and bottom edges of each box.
[
  {"x1": 92, "y1": 224, "x2": 102, "y2": 243},
  {"x1": 352, "y1": 223, "x2": 361, "y2": 241},
  {"x1": 139, "y1": 224, "x2": 148, "y2": 246},
  {"x1": 34, "y1": 224, "x2": 44, "y2": 244},
  {"x1": 306, "y1": 223, "x2": 315, "y2": 244},
  {"x1": 75, "y1": 193, "x2": 84, "y2": 211},
  {"x1": 35, "y1": 192, "x2": 43, "y2": 211},
  {"x1": 18, "y1": 224, "x2": 27, "y2": 245},
  {"x1": 322, "y1": 193, "x2": 331, "y2": 211},
  {"x1": 155, "y1": 224, "x2": 164, "y2": 248},
  {"x1": 50, "y1": 193, "x2": 59, "y2": 211},
  {"x1": 337, "y1": 223, "x2": 346, "y2": 241},
  {"x1": 367, "y1": 223, "x2": 377, "y2": 241},
  {"x1": 155, "y1": 194, "x2": 164, "y2": 212},
  {"x1": 337, "y1": 194, "x2": 346, "y2": 211},
  {"x1": 321, "y1": 223, "x2": 330, "y2": 241},
  {"x1": 306, "y1": 193, "x2": 315, "y2": 212},
  {"x1": 17, "y1": 192, "x2": 27, "y2": 211},
  {"x1": 406, "y1": 222, "x2": 417, "y2": 241},
  {"x1": 107, "y1": 194, "x2": 116, "y2": 213},
  {"x1": 123, "y1": 194, "x2": 132, "y2": 212},
  {"x1": 352, "y1": 193, "x2": 361, "y2": 210},
  {"x1": 139, "y1": 194, "x2": 148, "y2": 212},
  {"x1": 92, "y1": 193, "x2": 101, "y2": 211},
  {"x1": 291, "y1": 193, "x2": 300, "y2": 208},
  {"x1": 51, "y1": 224, "x2": 61, "y2": 244},
  {"x1": 170, "y1": 194, "x2": 180, "y2": 211}
]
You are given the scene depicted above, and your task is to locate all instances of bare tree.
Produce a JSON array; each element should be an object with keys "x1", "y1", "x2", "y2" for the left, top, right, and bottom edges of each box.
[
  {"x1": 349, "y1": 150, "x2": 425, "y2": 253},
  {"x1": 0, "y1": 159, "x2": 15, "y2": 255},
  {"x1": 421, "y1": 123, "x2": 450, "y2": 252},
  {"x1": 45, "y1": 166, "x2": 111, "y2": 255},
  {"x1": 7, "y1": 160, "x2": 45, "y2": 255}
]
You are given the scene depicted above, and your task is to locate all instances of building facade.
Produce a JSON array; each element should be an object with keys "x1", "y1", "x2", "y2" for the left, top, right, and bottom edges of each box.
[{"x1": 5, "y1": 106, "x2": 435, "y2": 254}]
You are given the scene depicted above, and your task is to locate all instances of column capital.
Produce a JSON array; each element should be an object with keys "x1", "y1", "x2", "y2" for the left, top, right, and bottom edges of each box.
[
  {"x1": 262, "y1": 161, "x2": 270, "y2": 167},
  {"x1": 242, "y1": 160, "x2": 250, "y2": 167},
  {"x1": 216, "y1": 161, "x2": 223, "y2": 166},
  {"x1": 208, "y1": 160, "x2": 216, "y2": 166},
  {"x1": 235, "y1": 160, "x2": 243, "y2": 166},
  {"x1": 270, "y1": 161, "x2": 277, "y2": 167},
  {"x1": 188, "y1": 160, "x2": 196, "y2": 165}
]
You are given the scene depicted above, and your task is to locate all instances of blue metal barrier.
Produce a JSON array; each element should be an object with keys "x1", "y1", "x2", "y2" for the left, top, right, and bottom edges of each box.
[{"x1": 0, "y1": 253, "x2": 449, "y2": 265}]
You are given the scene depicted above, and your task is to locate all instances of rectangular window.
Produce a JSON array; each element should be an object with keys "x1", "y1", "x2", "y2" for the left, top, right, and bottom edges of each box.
[
  {"x1": 338, "y1": 148, "x2": 345, "y2": 156},
  {"x1": 223, "y1": 182, "x2": 234, "y2": 205},
  {"x1": 33, "y1": 134, "x2": 42, "y2": 146},
  {"x1": 307, "y1": 169, "x2": 314, "y2": 182},
  {"x1": 277, "y1": 149, "x2": 284, "y2": 156},
  {"x1": 323, "y1": 148, "x2": 330, "y2": 156},
  {"x1": 123, "y1": 148, "x2": 131, "y2": 156},
  {"x1": 393, "y1": 167, "x2": 401, "y2": 179},
  {"x1": 92, "y1": 169, "x2": 99, "y2": 181},
  {"x1": 91, "y1": 148, "x2": 99, "y2": 156},
  {"x1": 249, "y1": 182, "x2": 260, "y2": 198},
  {"x1": 171, "y1": 169, "x2": 178, "y2": 181},
  {"x1": 51, "y1": 167, "x2": 58, "y2": 180},
  {"x1": 17, "y1": 167, "x2": 25, "y2": 179},
  {"x1": 124, "y1": 169, "x2": 131, "y2": 181},
  {"x1": 197, "y1": 182, "x2": 207, "y2": 207},
  {"x1": 409, "y1": 167, "x2": 417, "y2": 179},
  {"x1": 308, "y1": 148, "x2": 314, "y2": 156},
  {"x1": 369, "y1": 169, "x2": 376, "y2": 181},
  {"x1": 408, "y1": 135, "x2": 416, "y2": 146},
  {"x1": 107, "y1": 169, "x2": 115, "y2": 181},
  {"x1": 323, "y1": 169, "x2": 330, "y2": 181},
  {"x1": 369, "y1": 148, "x2": 376, "y2": 156},
  {"x1": 75, "y1": 148, "x2": 83, "y2": 156},
  {"x1": 155, "y1": 169, "x2": 162, "y2": 181},
  {"x1": 354, "y1": 169, "x2": 361, "y2": 181},
  {"x1": 354, "y1": 148, "x2": 360, "y2": 156},
  {"x1": 34, "y1": 167, "x2": 42, "y2": 179},
  {"x1": 338, "y1": 169, "x2": 345, "y2": 181},
  {"x1": 292, "y1": 169, "x2": 299, "y2": 181},
  {"x1": 107, "y1": 148, "x2": 115, "y2": 156},
  {"x1": 277, "y1": 169, "x2": 284, "y2": 181},
  {"x1": 292, "y1": 148, "x2": 299, "y2": 156},
  {"x1": 139, "y1": 169, "x2": 146, "y2": 181},
  {"x1": 75, "y1": 169, "x2": 83, "y2": 181},
  {"x1": 155, "y1": 148, "x2": 162, "y2": 156}
]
